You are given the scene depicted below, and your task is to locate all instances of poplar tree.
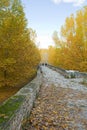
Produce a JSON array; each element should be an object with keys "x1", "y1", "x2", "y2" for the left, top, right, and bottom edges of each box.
[
  {"x1": 0, "y1": 0, "x2": 40, "y2": 87},
  {"x1": 50, "y1": 6, "x2": 87, "y2": 72}
]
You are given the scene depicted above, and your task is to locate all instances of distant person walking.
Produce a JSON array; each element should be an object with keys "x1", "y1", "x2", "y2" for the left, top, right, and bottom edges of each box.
[
  {"x1": 37, "y1": 65, "x2": 43, "y2": 74},
  {"x1": 39, "y1": 65, "x2": 43, "y2": 74}
]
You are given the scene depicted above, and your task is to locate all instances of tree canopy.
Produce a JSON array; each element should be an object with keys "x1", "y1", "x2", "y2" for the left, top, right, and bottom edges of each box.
[
  {"x1": 48, "y1": 6, "x2": 87, "y2": 72},
  {"x1": 0, "y1": 0, "x2": 40, "y2": 87}
]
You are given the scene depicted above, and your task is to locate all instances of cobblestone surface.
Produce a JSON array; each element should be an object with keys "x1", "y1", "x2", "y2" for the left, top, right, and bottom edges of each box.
[
  {"x1": 22, "y1": 66, "x2": 87, "y2": 130},
  {"x1": 43, "y1": 66, "x2": 87, "y2": 93}
]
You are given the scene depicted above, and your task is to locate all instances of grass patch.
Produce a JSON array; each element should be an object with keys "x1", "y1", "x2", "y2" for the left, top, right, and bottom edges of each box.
[
  {"x1": 0, "y1": 72, "x2": 37, "y2": 105},
  {"x1": 0, "y1": 87, "x2": 22, "y2": 105},
  {"x1": 0, "y1": 95, "x2": 24, "y2": 127},
  {"x1": 70, "y1": 73, "x2": 76, "y2": 78}
]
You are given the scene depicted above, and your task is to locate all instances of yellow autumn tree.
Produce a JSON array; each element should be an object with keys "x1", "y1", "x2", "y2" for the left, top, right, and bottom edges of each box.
[
  {"x1": 48, "y1": 46, "x2": 55, "y2": 65},
  {"x1": 0, "y1": 0, "x2": 40, "y2": 87},
  {"x1": 50, "y1": 6, "x2": 87, "y2": 72}
]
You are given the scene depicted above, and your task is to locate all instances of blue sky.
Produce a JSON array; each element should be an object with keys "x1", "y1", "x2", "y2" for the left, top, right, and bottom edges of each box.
[{"x1": 21, "y1": 0, "x2": 87, "y2": 48}]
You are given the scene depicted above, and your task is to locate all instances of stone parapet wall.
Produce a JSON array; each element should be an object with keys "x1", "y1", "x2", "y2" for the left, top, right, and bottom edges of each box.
[
  {"x1": 47, "y1": 64, "x2": 87, "y2": 78},
  {"x1": 74, "y1": 71, "x2": 87, "y2": 78},
  {"x1": 47, "y1": 64, "x2": 69, "y2": 77},
  {"x1": 0, "y1": 71, "x2": 42, "y2": 130}
]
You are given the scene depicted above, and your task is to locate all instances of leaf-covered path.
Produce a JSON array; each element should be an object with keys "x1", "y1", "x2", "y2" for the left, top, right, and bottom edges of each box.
[{"x1": 22, "y1": 66, "x2": 87, "y2": 130}]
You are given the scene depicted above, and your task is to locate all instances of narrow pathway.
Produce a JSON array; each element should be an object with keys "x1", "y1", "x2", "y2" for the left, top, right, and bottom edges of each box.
[{"x1": 22, "y1": 66, "x2": 87, "y2": 130}]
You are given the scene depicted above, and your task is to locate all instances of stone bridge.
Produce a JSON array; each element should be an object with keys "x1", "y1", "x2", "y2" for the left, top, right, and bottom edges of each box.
[{"x1": 0, "y1": 66, "x2": 87, "y2": 130}]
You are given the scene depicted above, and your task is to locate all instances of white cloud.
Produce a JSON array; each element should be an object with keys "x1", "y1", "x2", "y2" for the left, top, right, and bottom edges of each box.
[
  {"x1": 52, "y1": 0, "x2": 61, "y2": 4},
  {"x1": 52, "y1": 0, "x2": 86, "y2": 6}
]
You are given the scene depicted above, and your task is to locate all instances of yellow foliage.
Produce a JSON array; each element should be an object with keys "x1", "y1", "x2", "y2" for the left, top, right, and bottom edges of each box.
[
  {"x1": 0, "y1": 0, "x2": 40, "y2": 87},
  {"x1": 49, "y1": 6, "x2": 87, "y2": 72}
]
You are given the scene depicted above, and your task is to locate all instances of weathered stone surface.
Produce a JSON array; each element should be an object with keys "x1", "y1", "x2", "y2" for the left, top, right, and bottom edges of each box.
[
  {"x1": 0, "y1": 71, "x2": 42, "y2": 130},
  {"x1": 22, "y1": 66, "x2": 87, "y2": 130},
  {"x1": 47, "y1": 64, "x2": 87, "y2": 78}
]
